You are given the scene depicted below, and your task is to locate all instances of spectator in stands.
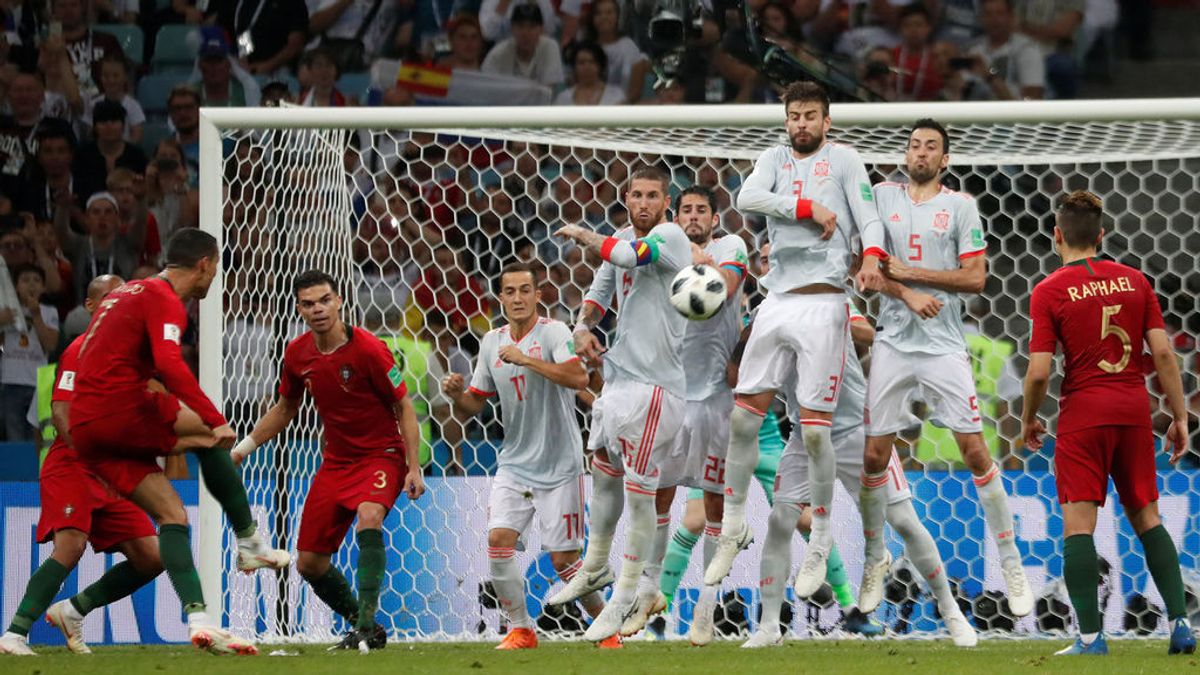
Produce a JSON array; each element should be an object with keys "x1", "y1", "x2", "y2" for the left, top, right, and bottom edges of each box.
[
  {"x1": 107, "y1": 168, "x2": 159, "y2": 264},
  {"x1": 808, "y1": 0, "x2": 904, "y2": 57},
  {"x1": 19, "y1": 126, "x2": 84, "y2": 226},
  {"x1": 938, "y1": 0, "x2": 985, "y2": 47},
  {"x1": 969, "y1": 0, "x2": 1045, "y2": 100},
  {"x1": 555, "y1": 43, "x2": 624, "y2": 105},
  {"x1": 306, "y1": 0, "x2": 398, "y2": 73},
  {"x1": 582, "y1": 0, "x2": 649, "y2": 104},
  {"x1": 758, "y1": 1, "x2": 806, "y2": 55},
  {"x1": 206, "y1": 0, "x2": 309, "y2": 75},
  {"x1": 166, "y1": 86, "x2": 200, "y2": 188},
  {"x1": 81, "y1": 53, "x2": 145, "y2": 145},
  {"x1": 38, "y1": 23, "x2": 85, "y2": 120},
  {"x1": 0, "y1": 71, "x2": 74, "y2": 198},
  {"x1": 297, "y1": 48, "x2": 358, "y2": 106},
  {"x1": 424, "y1": 308, "x2": 474, "y2": 473},
  {"x1": 481, "y1": 2, "x2": 565, "y2": 88},
  {"x1": 1, "y1": 264, "x2": 59, "y2": 441},
  {"x1": 891, "y1": 2, "x2": 944, "y2": 101},
  {"x1": 1017, "y1": 0, "x2": 1083, "y2": 98},
  {"x1": 0, "y1": 225, "x2": 62, "y2": 299},
  {"x1": 479, "y1": 0, "x2": 570, "y2": 44},
  {"x1": 436, "y1": 14, "x2": 485, "y2": 71},
  {"x1": 53, "y1": 191, "x2": 143, "y2": 300},
  {"x1": 936, "y1": 40, "x2": 993, "y2": 100},
  {"x1": 466, "y1": 183, "x2": 519, "y2": 281},
  {"x1": 0, "y1": 0, "x2": 49, "y2": 71},
  {"x1": 858, "y1": 45, "x2": 898, "y2": 101},
  {"x1": 146, "y1": 138, "x2": 198, "y2": 247},
  {"x1": 260, "y1": 81, "x2": 294, "y2": 106},
  {"x1": 190, "y1": 28, "x2": 263, "y2": 107},
  {"x1": 358, "y1": 232, "x2": 415, "y2": 315},
  {"x1": 74, "y1": 100, "x2": 147, "y2": 191},
  {"x1": 407, "y1": 244, "x2": 491, "y2": 338},
  {"x1": 54, "y1": 0, "x2": 125, "y2": 100}
]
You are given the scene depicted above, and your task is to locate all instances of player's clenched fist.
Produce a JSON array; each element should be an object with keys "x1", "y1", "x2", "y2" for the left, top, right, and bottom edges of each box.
[
  {"x1": 441, "y1": 373, "x2": 466, "y2": 397},
  {"x1": 1022, "y1": 418, "x2": 1046, "y2": 451},
  {"x1": 498, "y1": 344, "x2": 530, "y2": 367},
  {"x1": 855, "y1": 256, "x2": 886, "y2": 292},
  {"x1": 404, "y1": 468, "x2": 426, "y2": 500},
  {"x1": 810, "y1": 201, "x2": 838, "y2": 240},
  {"x1": 572, "y1": 328, "x2": 605, "y2": 365}
]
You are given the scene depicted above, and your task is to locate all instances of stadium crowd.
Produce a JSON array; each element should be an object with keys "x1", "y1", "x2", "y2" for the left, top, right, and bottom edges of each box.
[{"x1": 0, "y1": 0, "x2": 1189, "y2": 474}]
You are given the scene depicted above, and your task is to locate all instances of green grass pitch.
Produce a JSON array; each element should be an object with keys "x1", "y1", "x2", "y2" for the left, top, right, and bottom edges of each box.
[{"x1": 9, "y1": 639, "x2": 1192, "y2": 674}]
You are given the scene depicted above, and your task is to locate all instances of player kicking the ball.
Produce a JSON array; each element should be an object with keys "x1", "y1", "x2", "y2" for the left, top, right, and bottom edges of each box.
[
  {"x1": 1022, "y1": 191, "x2": 1195, "y2": 657},
  {"x1": 708, "y1": 81, "x2": 883, "y2": 600},
  {"x1": 441, "y1": 262, "x2": 617, "y2": 650},
  {"x1": 69, "y1": 229, "x2": 288, "y2": 656},
  {"x1": 0, "y1": 276, "x2": 165, "y2": 657},
  {"x1": 551, "y1": 165, "x2": 691, "y2": 642},
  {"x1": 233, "y1": 270, "x2": 425, "y2": 652},
  {"x1": 855, "y1": 119, "x2": 1032, "y2": 618}
]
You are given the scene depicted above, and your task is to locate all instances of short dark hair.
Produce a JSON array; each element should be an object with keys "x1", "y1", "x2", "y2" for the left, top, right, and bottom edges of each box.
[
  {"x1": 293, "y1": 269, "x2": 339, "y2": 297},
  {"x1": 675, "y1": 184, "x2": 717, "y2": 213},
  {"x1": 164, "y1": 228, "x2": 218, "y2": 268},
  {"x1": 570, "y1": 42, "x2": 609, "y2": 80},
  {"x1": 36, "y1": 124, "x2": 75, "y2": 152},
  {"x1": 499, "y1": 261, "x2": 537, "y2": 288},
  {"x1": 781, "y1": 80, "x2": 830, "y2": 117},
  {"x1": 899, "y1": 1, "x2": 932, "y2": 23},
  {"x1": 1056, "y1": 191, "x2": 1104, "y2": 249},
  {"x1": 629, "y1": 164, "x2": 670, "y2": 192},
  {"x1": 12, "y1": 263, "x2": 45, "y2": 284},
  {"x1": 167, "y1": 85, "x2": 200, "y2": 109},
  {"x1": 911, "y1": 118, "x2": 950, "y2": 154}
]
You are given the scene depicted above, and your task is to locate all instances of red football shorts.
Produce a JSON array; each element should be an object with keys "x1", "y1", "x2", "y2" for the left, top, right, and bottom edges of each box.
[
  {"x1": 38, "y1": 449, "x2": 157, "y2": 552},
  {"x1": 74, "y1": 390, "x2": 182, "y2": 497},
  {"x1": 296, "y1": 454, "x2": 406, "y2": 554},
  {"x1": 1055, "y1": 425, "x2": 1158, "y2": 511}
]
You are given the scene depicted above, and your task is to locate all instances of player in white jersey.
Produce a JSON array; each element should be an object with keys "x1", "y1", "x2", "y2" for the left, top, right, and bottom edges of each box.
[
  {"x1": 549, "y1": 166, "x2": 692, "y2": 641},
  {"x1": 854, "y1": 119, "x2": 1032, "y2": 618},
  {"x1": 442, "y1": 263, "x2": 618, "y2": 649},
  {"x1": 742, "y1": 298, "x2": 978, "y2": 648},
  {"x1": 707, "y1": 81, "x2": 882, "y2": 600}
]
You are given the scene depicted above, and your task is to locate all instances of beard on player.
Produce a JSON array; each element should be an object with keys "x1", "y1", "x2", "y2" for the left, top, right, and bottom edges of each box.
[
  {"x1": 681, "y1": 211, "x2": 715, "y2": 245},
  {"x1": 906, "y1": 156, "x2": 942, "y2": 185},
  {"x1": 789, "y1": 125, "x2": 825, "y2": 155}
]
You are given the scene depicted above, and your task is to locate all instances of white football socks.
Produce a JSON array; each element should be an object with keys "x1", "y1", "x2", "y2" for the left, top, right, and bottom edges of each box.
[
  {"x1": 758, "y1": 501, "x2": 802, "y2": 636},
  {"x1": 489, "y1": 548, "x2": 532, "y2": 629},
  {"x1": 582, "y1": 462, "x2": 624, "y2": 573},
  {"x1": 800, "y1": 421, "x2": 836, "y2": 550},
  {"x1": 721, "y1": 405, "x2": 766, "y2": 532},
  {"x1": 702, "y1": 520, "x2": 721, "y2": 570},
  {"x1": 860, "y1": 470, "x2": 889, "y2": 565},
  {"x1": 888, "y1": 501, "x2": 958, "y2": 613},
  {"x1": 611, "y1": 489, "x2": 655, "y2": 606},
  {"x1": 974, "y1": 463, "x2": 1021, "y2": 565},
  {"x1": 640, "y1": 512, "x2": 672, "y2": 595}
]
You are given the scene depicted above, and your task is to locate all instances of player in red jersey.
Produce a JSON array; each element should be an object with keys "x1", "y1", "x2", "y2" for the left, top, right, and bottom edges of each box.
[
  {"x1": 0, "y1": 275, "x2": 163, "y2": 657},
  {"x1": 1021, "y1": 191, "x2": 1195, "y2": 657},
  {"x1": 69, "y1": 229, "x2": 288, "y2": 656},
  {"x1": 232, "y1": 270, "x2": 425, "y2": 652}
]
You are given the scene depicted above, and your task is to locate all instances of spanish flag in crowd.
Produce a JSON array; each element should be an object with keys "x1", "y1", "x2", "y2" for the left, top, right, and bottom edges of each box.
[{"x1": 388, "y1": 60, "x2": 552, "y2": 106}]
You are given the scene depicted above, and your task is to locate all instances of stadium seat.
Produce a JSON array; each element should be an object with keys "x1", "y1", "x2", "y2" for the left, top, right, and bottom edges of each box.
[
  {"x1": 95, "y1": 24, "x2": 144, "y2": 65},
  {"x1": 337, "y1": 71, "x2": 371, "y2": 100},
  {"x1": 138, "y1": 73, "x2": 189, "y2": 115},
  {"x1": 151, "y1": 24, "x2": 200, "y2": 73}
]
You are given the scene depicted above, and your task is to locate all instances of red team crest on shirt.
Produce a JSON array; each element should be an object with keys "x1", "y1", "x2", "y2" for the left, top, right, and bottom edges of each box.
[
  {"x1": 933, "y1": 211, "x2": 951, "y2": 233},
  {"x1": 813, "y1": 160, "x2": 830, "y2": 177},
  {"x1": 528, "y1": 343, "x2": 542, "y2": 360}
]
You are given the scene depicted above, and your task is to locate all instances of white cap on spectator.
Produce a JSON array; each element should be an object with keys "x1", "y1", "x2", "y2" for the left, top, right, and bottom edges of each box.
[{"x1": 87, "y1": 192, "x2": 119, "y2": 209}]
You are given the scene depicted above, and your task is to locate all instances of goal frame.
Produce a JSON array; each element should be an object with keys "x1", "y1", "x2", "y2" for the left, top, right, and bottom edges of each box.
[{"x1": 195, "y1": 97, "x2": 1200, "y2": 626}]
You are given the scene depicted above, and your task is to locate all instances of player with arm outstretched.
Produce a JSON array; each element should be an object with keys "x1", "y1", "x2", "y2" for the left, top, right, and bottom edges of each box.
[
  {"x1": 707, "y1": 81, "x2": 883, "y2": 599},
  {"x1": 441, "y1": 263, "x2": 616, "y2": 650},
  {"x1": 67, "y1": 229, "x2": 288, "y2": 656},
  {"x1": 550, "y1": 165, "x2": 691, "y2": 642},
  {"x1": 0, "y1": 275, "x2": 166, "y2": 657},
  {"x1": 853, "y1": 119, "x2": 1032, "y2": 618},
  {"x1": 1021, "y1": 191, "x2": 1195, "y2": 657},
  {"x1": 231, "y1": 270, "x2": 425, "y2": 653}
]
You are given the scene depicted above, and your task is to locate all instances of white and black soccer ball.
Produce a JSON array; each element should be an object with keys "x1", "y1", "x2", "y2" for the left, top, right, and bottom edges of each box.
[{"x1": 670, "y1": 265, "x2": 726, "y2": 321}]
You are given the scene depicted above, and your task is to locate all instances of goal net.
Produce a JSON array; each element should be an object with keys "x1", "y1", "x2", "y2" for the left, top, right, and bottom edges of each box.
[{"x1": 198, "y1": 102, "x2": 1200, "y2": 643}]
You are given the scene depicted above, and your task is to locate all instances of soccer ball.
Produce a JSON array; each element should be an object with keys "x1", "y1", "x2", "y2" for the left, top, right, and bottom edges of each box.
[{"x1": 670, "y1": 265, "x2": 726, "y2": 321}]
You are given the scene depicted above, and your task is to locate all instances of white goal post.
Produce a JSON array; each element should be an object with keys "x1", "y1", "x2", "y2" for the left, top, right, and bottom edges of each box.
[{"x1": 196, "y1": 99, "x2": 1200, "y2": 641}]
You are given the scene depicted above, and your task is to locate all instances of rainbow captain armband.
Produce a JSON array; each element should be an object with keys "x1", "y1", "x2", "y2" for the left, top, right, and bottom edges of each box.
[
  {"x1": 600, "y1": 236, "x2": 660, "y2": 267},
  {"x1": 720, "y1": 261, "x2": 747, "y2": 279}
]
